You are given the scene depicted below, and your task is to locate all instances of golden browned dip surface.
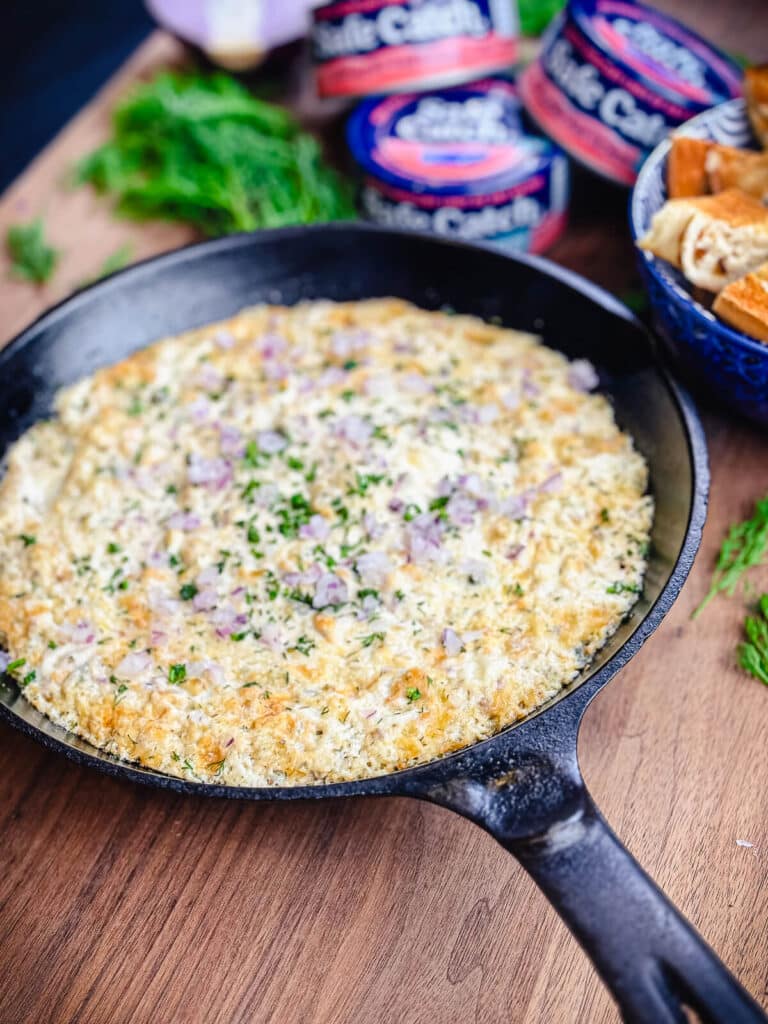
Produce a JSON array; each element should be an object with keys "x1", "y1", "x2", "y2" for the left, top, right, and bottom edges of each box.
[{"x1": 0, "y1": 300, "x2": 652, "y2": 785}]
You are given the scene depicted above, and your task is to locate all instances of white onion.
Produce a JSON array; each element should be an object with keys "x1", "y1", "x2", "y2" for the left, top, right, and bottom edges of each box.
[
  {"x1": 187, "y1": 453, "x2": 232, "y2": 490},
  {"x1": 192, "y1": 588, "x2": 218, "y2": 612},
  {"x1": 259, "y1": 622, "x2": 284, "y2": 653},
  {"x1": 405, "y1": 514, "x2": 445, "y2": 563}
]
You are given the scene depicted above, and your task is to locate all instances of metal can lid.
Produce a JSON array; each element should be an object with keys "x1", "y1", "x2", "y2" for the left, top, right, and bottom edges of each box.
[
  {"x1": 347, "y1": 78, "x2": 564, "y2": 197},
  {"x1": 569, "y1": 0, "x2": 741, "y2": 112}
]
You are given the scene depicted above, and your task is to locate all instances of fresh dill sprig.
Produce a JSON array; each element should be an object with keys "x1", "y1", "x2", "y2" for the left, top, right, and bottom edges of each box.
[
  {"x1": 738, "y1": 594, "x2": 768, "y2": 687},
  {"x1": 6, "y1": 219, "x2": 59, "y2": 284},
  {"x1": 76, "y1": 71, "x2": 355, "y2": 236},
  {"x1": 693, "y1": 495, "x2": 768, "y2": 617}
]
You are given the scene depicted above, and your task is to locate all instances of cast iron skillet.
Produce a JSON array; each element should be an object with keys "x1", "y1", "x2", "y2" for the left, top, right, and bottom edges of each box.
[{"x1": 0, "y1": 225, "x2": 764, "y2": 1024}]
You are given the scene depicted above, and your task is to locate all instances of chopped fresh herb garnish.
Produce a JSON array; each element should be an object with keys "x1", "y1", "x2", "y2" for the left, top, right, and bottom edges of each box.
[
  {"x1": 166, "y1": 483, "x2": 178, "y2": 495},
  {"x1": 606, "y1": 581, "x2": 641, "y2": 595},
  {"x1": 107, "y1": 542, "x2": 121, "y2": 554},
  {"x1": 169, "y1": 553, "x2": 181, "y2": 567},
  {"x1": 246, "y1": 521, "x2": 261, "y2": 544},
  {"x1": 291, "y1": 635, "x2": 315, "y2": 656},
  {"x1": 242, "y1": 681, "x2": 260, "y2": 688},
  {"x1": 286, "y1": 456, "x2": 304, "y2": 471},
  {"x1": 21, "y1": 671, "x2": 36, "y2": 687},
  {"x1": 739, "y1": 594, "x2": 768, "y2": 686},
  {"x1": 207, "y1": 758, "x2": 227, "y2": 776},
  {"x1": 168, "y1": 663, "x2": 187, "y2": 684},
  {"x1": 600, "y1": 508, "x2": 610, "y2": 523},
  {"x1": 342, "y1": 359, "x2": 358, "y2": 371},
  {"x1": 693, "y1": 496, "x2": 768, "y2": 617},
  {"x1": 19, "y1": 534, "x2": 36, "y2": 547},
  {"x1": 47, "y1": 640, "x2": 58, "y2": 649},
  {"x1": 513, "y1": 583, "x2": 524, "y2": 597},
  {"x1": 6, "y1": 218, "x2": 59, "y2": 284},
  {"x1": 305, "y1": 461, "x2": 318, "y2": 483},
  {"x1": 179, "y1": 583, "x2": 198, "y2": 601},
  {"x1": 266, "y1": 571, "x2": 280, "y2": 600},
  {"x1": 405, "y1": 687, "x2": 421, "y2": 702},
  {"x1": 6, "y1": 658, "x2": 26, "y2": 673},
  {"x1": 127, "y1": 396, "x2": 143, "y2": 416},
  {"x1": 359, "y1": 632, "x2": 385, "y2": 648},
  {"x1": 394, "y1": 589, "x2": 405, "y2": 601},
  {"x1": 341, "y1": 389, "x2": 356, "y2": 402},
  {"x1": 358, "y1": 588, "x2": 380, "y2": 601},
  {"x1": 117, "y1": 579, "x2": 129, "y2": 591},
  {"x1": 403, "y1": 503, "x2": 422, "y2": 522},
  {"x1": 348, "y1": 472, "x2": 384, "y2": 497},
  {"x1": 231, "y1": 631, "x2": 248, "y2": 641},
  {"x1": 244, "y1": 440, "x2": 266, "y2": 468},
  {"x1": 428, "y1": 496, "x2": 449, "y2": 514}
]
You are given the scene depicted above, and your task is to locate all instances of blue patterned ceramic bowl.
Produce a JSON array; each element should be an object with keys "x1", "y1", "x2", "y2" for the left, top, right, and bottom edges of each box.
[{"x1": 630, "y1": 98, "x2": 768, "y2": 427}]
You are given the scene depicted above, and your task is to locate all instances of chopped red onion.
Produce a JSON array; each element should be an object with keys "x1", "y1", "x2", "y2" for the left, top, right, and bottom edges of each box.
[
  {"x1": 116, "y1": 651, "x2": 152, "y2": 678},
  {"x1": 264, "y1": 362, "x2": 288, "y2": 381},
  {"x1": 446, "y1": 492, "x2": 476, "y2": 528},
  {"x1": 522, "y1": 370, "x2": 540, "y2": 397},
  {"x1": 167, "y1": 511, "x2": 201, "y2": 531},
  {"x1": 405, "y1": 514, "x2": 445, "y2": 563},
  {"x1": 195, "y1": 363, "x2": 224, "y2": 391},
  {"x1": 501, "y1": 389, "x2": 520, "y2": 410},
  {"x1": 334, "y1": 415, "x2": 373, "y2": 447},
  {"x1": 213, "y1": 329, "x2": 235, "y2": 350},
  {"x1": 313, "y1": 573, "x2": 348, "y2": 609},
  {"x1": 225, "y1": 737, "x2": 235, "y2": 748},
  {"x1": 506, "y1": 543, "x2": 525, "y2": 560},
  {"x1": 257, "y1": 430, "x2": 287, "y2": 454},
  {"x1": 458, "y1": 473, "x2": 486, "y2": 499},
  {"x1": 401, "y1": 372, "x2": 432, "y2": 395},
  {"x1": 185, "y1": 397, "x2": 211, "y2": 423},
  {"x1": 60, "y1": 620, "x2": 95, "y2": 645},
  {"x1": 539, "y1": 472, "x2": 563, "y2": 494},
  {"x1": 500, "y1": 494, "x2": 529, "y2": 520},
  {"x1": 259, "y1": 333, "x2": 287, "y2": 360},
  {"x1": 299, "y1": 514, "x2": 330, "y2": 541},
  {"x1": 318, "y1": 366, "x2": 346, "y2": 388},
  {"x1": 362, "y1": 512, "x2": 384, "y2": 540},
  {"x1": 357, "y1": 594, "x2": 380, "y2": 620},
  {"x1": 568, "y1": 359, "x2": 599, "y2": 392},
  {"x1": 146, "y1": 550, "x2": 167, "y2": 568},
  {"x1": 193, "y1": 588, "x2": 218, "y2": 612},
  {"x1": 355, "y1": 551, "x2": 392, "y2": 585},
  {"x1": 441, "y1": 627, "x2": 463, "y2": 656},
  {"x1": 0, "y1": 652, "x2": 11, "y2": 672},
  {"x1": 187, "y1": 453, "x2": 232, "y2": 490},
  {"x1": 388, "y1": 498, "x2": 404, "y2": 513},
  {"x1": 283, "y1": 563, "x2": 323, "y2": 587},
  {"x1": 196, "y1": 566, "x2": 220, "y2": 587},
  {"x1": 331, "y1": 329, "x2": 369, "y2": 358},
  {"x1": 219, "y1": 424, "x2": 244, "y2": 457}
]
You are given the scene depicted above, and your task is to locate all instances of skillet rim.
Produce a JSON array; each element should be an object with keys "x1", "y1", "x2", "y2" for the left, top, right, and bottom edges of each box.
[{"x1": 0, "y1": 224, "x2": 710, "y2": 800}]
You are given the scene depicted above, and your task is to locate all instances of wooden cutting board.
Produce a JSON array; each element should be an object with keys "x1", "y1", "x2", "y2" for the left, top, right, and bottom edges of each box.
[{"x1": 1, "y1": 11, "x2": 767, "y2": 1024}]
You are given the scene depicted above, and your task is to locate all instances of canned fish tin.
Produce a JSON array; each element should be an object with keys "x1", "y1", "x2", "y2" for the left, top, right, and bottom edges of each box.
[
  {"x1": 347, "y1": 79, "x2": 570, "y2": 254},
  {"x1": 312, "y1": 0, "x2": 518, "y2": 98},
  {"x1": 519, "y1": 0, "x2": 742, "y2": 186}
]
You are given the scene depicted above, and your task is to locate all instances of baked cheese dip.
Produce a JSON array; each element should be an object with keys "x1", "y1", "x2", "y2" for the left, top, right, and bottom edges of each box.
[{"x1": 0, "y1": 300, "x2": 652, "y2": 786}]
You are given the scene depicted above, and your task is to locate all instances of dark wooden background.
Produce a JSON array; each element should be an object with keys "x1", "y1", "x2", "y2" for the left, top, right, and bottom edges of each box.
[{"x1": 1, "y1": 3, "x2": 767, "y2": 1021}]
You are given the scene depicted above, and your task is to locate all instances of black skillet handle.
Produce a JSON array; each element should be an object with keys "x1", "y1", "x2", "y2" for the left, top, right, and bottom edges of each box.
[{"x1": 426, "y1": 738, "x2": 765, "y2": 1024}]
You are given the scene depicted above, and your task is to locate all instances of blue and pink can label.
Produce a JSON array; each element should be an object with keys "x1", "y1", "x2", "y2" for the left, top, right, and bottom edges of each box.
[
  {"x1": 312, "y1": 0, "x2": 518, "y2": 97},
  {"x1": 347, "y1": 78, "x2": 570, "y2": 254},
  {"x1": 519, "y1": 0, "x2": 742, "y2": 185}
]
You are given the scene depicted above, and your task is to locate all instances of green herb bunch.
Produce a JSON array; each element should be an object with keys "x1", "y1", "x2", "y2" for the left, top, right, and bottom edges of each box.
[
  {"x1": 739, "y1": 594, "x2": 768, "y2": 687},
  {"x1": 76, "y1": 71, "x2": 355, "y2": 236}
]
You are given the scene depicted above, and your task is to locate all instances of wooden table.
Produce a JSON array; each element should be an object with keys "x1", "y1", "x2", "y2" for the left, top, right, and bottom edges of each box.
[{"x1": 1, "y1": 8, "x2": 767, "y2": 1022}]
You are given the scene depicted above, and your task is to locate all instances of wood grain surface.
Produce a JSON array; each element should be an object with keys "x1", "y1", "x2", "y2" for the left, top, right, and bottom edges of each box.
[{"x1": 1, "y1": 7, "x2": 767, "y2": 1022}]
